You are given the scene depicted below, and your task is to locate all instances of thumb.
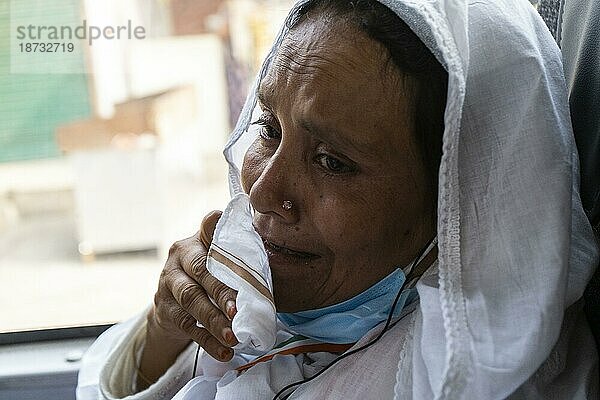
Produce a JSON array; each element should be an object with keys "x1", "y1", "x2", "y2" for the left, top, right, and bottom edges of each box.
[{"x1": 199, "y1": 210, "x2": 222, "y2": 248}]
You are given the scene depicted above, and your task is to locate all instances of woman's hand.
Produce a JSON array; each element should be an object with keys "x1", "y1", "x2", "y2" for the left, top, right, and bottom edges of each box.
[{"x1": 138, "y1": 211, "x2": 238, "y2": 389}]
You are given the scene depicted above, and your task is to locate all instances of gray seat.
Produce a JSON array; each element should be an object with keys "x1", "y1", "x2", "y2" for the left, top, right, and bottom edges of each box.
[
  {"x1": 540, "y1": 0, "x2": 600, "y2": 349},
  {"x1": 561, "y1": 1, "x2": 600, "y2": 229}
]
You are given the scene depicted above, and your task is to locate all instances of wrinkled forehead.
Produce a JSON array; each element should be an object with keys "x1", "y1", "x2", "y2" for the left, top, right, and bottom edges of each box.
[{"x1": 258, "y1": 15, "x2": 407, "y2": 110}]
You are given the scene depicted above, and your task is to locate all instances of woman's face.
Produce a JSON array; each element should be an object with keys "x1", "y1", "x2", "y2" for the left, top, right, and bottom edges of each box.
[{"x1": 241, "y1": 16, "x2": 435, "y2": 312}]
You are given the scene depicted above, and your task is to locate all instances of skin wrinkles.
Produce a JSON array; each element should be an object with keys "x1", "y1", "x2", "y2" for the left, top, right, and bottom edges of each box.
[
  {"x1": 241, "y1": 15, "x2": 435, "y2": 312},
  {"x1": 275, "y1": 41, "x2": 362, "y2": 80},
  {"x1": 270, "y1": 38, "x2": 416, "y2": 165}
]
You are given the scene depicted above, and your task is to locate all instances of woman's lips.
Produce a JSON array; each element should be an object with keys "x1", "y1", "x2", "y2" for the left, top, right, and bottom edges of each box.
[{"x1": 262, "y1": 238, "x2": 320, "y2": 263}]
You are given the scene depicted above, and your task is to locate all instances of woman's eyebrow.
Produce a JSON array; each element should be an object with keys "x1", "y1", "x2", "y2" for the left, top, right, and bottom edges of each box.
[
  {"x1": 257, "y1": 85, "x2": 275, "y2": 109},
  {"x1": 256, "y1": 84, "x2": 374, "y2": 159},
  {"x1": 299, "y1": 118, "x2": 374, "y2": 159},
  {"x1": 257, "y1": 91, "x2": 268, "y2": 107}
]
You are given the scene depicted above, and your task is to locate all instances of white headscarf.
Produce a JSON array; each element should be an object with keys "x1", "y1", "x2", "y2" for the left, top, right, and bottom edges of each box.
[{"x1": 222, "y1": 0, "x2": 599, "y2": 398}]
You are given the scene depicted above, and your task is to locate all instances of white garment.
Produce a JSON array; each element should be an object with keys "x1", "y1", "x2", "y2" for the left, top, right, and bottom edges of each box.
[
  {"x1": 77, "y1": 309, "x2": 196, "y2": 400},
  {"x1": 77, "y1": 297, "x2": 419, "y2": 400},
  {"x1": 206, "y1": 193, "x2": 277, "y2": 354},
  {"x1": 77, "y1": 0, "x2": 599, "y2": 399}
]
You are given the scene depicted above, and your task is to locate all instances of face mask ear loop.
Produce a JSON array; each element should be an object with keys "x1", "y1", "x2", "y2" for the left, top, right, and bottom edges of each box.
[
  {"x1": 272, "y1": 236, "x2": 437, "y2": 400},
  {"x1": 403, "y1": 236, "x2": 438, "y2": 277}
]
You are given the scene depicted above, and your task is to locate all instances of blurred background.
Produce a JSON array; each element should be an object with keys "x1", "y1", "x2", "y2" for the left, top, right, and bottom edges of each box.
[{"x1": 0, "y1": 0, "x2": 294, "y2": 333}]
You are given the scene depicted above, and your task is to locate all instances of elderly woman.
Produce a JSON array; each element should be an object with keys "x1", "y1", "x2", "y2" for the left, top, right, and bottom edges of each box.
[{"x1": 77, "y1": 0, "x2": 599, "y2": 399}]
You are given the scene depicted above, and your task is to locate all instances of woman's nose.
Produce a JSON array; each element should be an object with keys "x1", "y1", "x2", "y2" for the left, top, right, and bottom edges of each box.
[{"x1": 248, "y1": 149, "x2": 300, "y2": 224}]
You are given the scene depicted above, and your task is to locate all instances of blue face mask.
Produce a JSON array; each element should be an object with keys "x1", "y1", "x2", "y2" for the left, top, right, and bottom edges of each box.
[{"x1": 277, "y1": 268, "x2": 418, "y2": 344}]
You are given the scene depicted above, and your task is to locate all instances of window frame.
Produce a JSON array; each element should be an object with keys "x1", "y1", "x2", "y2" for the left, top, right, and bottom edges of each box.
[{"x1": 0, "y1": 324, "x2": 112, "y2": 345}]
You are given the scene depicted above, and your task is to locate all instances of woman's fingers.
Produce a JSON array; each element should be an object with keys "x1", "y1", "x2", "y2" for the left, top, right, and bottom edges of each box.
[
  {"x1": 193, "y1": 259, "x2": 239, "y2": 319},
  {"x1": 199, "y1": 210, "x2": 222, "y2": 248},
  {"x1": 159, "y1": 295, "x2": 234, "y2": 361},
  {"x1": 155, "y1": 209, "x2": 239, "y2": 360},
  {"x1": 199, "y1": 210, "x2": 239, "y2": 318},
  {"x1": 179, "y1": 211, "x2": 239, "y2": 319},
  {"x1": 190, "y1": 327, "x2": 234, "y2": 361},
  {"x1": 165, "y1": 262, "x2": 238, "y2": 347}
]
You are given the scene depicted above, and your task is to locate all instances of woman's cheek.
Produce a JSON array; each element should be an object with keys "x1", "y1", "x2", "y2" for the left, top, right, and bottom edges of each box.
[
  {"x1": 241, "y1": 140, "x2": 268, "y2": 194},
  {"x1": 311, "y1": 193, "x2": 363, "y2": 245}
]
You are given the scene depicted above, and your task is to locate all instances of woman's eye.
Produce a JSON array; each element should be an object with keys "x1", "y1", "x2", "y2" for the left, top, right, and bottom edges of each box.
[
  {"x1": 251, "y1": 112, "x2": 281, "y2": 141},
  {"x1": 260, "y1": 124, "x2": 280, "y2": 140},
  {"x1": 316, "y1": 154, "x2": 352, "y2": 174}
]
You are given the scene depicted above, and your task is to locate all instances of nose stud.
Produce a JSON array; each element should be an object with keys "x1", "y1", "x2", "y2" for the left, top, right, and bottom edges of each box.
[{"x1": 282, "y1": 200, "x2": 293, "y2": 211}]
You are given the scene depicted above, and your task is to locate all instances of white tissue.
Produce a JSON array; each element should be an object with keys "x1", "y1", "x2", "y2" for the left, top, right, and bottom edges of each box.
[{"x1": 206, "y1": 193, "x2": 277, "y2": 354}]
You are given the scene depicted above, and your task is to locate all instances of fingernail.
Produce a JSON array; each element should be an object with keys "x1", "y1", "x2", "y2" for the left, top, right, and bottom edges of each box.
[
  {"x1": 223, "y1": 327, "x2": 236, "y2": 345},
  {"x1": 226, "y1": 300, "x2": 237, "y2": 319},
  {"x1": 219, "y1": 347, "x2": 232, "y2": 361}
]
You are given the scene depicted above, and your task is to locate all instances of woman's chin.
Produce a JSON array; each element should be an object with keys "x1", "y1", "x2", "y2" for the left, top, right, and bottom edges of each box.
[
  {"x1": 272, "y1": 281, "x2": 300, "y2": 313},
  {"x1": 270, "y1": 260, "x2": 325, "y2": 313}
]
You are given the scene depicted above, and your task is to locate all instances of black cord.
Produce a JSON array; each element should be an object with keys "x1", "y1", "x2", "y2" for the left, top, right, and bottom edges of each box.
[
  {"x1": 272, "y1": 237, "x2": 435, "y2": 400},
  {"x1": 192, "y1": 343, "x2": 201, "y2": 379}
]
